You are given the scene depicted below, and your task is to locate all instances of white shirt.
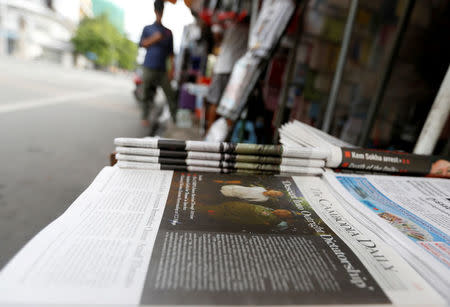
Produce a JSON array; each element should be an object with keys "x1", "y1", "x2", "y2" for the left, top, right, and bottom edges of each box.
[{"x1": 220, "y1": 185, "x2": 268, "y2": 202}]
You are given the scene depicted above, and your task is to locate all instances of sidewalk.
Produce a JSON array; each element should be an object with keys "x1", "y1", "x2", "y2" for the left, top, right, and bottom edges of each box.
[
  {"x1": 149, "y1": 88, "x2": 204, "y2": 141},
  {"x1": 162, "y1": 121, "x2": 203, "y2": 140}
]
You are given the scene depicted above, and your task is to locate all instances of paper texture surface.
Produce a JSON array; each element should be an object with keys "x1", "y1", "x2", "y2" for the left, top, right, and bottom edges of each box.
[
  {"x1": 0, "y1": 169, "x2": 445, "y2": 305},
  {"x1": 324, "y1": 173, "x2": 449, "y2": 301},
  {"x1": 294, "y1": 176, "x2": 444, "y2": 305},
  {"x1": 116, "y1": 153, "x2": 326, "y2": 168},
  {"x1": 138, "y1": 172, "x2": 442, "y2": 305},
  {"x1": 0, "y1": 167, "x2": 173, "y2": 304}
]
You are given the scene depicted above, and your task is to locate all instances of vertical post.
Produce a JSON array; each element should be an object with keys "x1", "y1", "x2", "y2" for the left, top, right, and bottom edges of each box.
[
  {"x1": 321, "y1": 0, "x2": 358, "y2": 133},
  {"x1": 272, "y1": 6, "x2": 304, "y2": 143},
  {"x1": 413, "y1": 65, "x2": 450, "y2": 155},
  {"x1": 357, "y1": 0, "x2": 415, "y2": 146}
]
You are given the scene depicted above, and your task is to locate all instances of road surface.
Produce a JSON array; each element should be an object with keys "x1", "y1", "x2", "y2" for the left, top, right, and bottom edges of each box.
[{"x1": 0, "y1": 57, "x2": 148, "y2": 268}]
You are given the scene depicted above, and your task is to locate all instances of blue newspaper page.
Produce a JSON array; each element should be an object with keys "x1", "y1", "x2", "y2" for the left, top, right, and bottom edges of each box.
[{"x1": 325, "y1": 173, "x2": 449, "y2": 301}]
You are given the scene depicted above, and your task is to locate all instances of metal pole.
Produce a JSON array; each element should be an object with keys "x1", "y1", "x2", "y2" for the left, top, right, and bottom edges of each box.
[
  {"x1": 321, "y1": 0, "x2": 358, "y2": 133},
  {"x1": 413, "y1": 65, "x2": 450, "y2": 155},
  {"x1": 272, "y1": 6, "x2": 304, "y2": 144},
  {"x1": 357, "y1": 0, "x2": 415, "y2": 146}
]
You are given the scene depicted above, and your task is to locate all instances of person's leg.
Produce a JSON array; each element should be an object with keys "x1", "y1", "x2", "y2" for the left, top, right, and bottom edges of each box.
[
  {"x1": 141, "y1": 68, "x2": 157, "y2": 125},
  {"x1": 158, "y1": 72, "x2": 178, "y2": 120}
]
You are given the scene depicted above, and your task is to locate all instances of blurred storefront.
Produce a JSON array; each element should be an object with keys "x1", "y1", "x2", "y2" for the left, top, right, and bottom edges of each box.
[
  {"x1": 0, "y1": 0, "x2": 79, "y2": 66},
  {"x1": 171, "y1": 0, "x2": 449, "y2": 156}
]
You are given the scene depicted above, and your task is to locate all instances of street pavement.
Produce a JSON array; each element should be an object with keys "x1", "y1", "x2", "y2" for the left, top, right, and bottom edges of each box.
[{"x1": 0, "y1": 57, "x2": 150, "y2": 268}]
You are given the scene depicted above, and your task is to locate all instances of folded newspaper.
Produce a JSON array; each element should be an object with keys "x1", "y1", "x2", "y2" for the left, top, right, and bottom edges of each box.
[
  {"x1": 280, "y1": 120, "x2": 450, "y2": 178},
  {"x1": 114, "y1": 137, "x2": 328, "y2": 176},
  {"x1": 0, "y1": 166, "x2": 447, "y2": 305},
  {"x1": 323, "y1": 172, "x2": 450, "y2": 301},
  {"x1": 216, "y1": 0, "x2": 296, "y2": 121}
]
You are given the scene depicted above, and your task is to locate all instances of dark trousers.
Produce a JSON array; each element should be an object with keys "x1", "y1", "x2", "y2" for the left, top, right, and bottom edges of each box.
[{"x1": 142, "y1": 67, "x2": 177, "y2": 120}]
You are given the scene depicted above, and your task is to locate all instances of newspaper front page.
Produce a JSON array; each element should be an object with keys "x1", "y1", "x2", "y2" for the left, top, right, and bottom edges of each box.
[
  {"x1": 324, "y1": 173, "x2": 449, "y2": 301},
  {"x1": 0, "y1": 168, "x2": 445, "y2": 305}
]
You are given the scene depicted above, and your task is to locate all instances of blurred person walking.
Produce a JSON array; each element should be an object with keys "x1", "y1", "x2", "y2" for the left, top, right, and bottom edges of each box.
[{"x1": 139, "y1": 0, "x2": 177, "y2": 127}]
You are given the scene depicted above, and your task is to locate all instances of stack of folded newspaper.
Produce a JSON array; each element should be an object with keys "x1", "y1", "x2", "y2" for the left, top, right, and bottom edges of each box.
[
  {"x1": 114, "y1": 137, "x2": 329, "y2": 176},
  {"x1": 280, "y1": 120, "x2": 450, "y2": 178}
]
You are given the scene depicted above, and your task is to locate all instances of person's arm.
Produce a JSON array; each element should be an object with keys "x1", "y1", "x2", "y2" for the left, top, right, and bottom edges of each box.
[{"x1": 140, "y1": 31, "x2": 163, "y2": 48}]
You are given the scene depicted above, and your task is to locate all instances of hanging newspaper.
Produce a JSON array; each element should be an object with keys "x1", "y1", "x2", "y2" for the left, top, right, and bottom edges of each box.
[
  {"x1": 216, "y1": 0, "x2": 296, "y2": 120},
  {"x1": 0, "y1": 167, "x2": 445, "y2": 305},
  {"x1": 248, "y1": 0, "x2": 296, "y2": 58},
  {"x1": 217, "y1": 53, "x2": 261, "y2": 120},
  {"x1": 324, "y1": 172, "x2": 450, "y2": 301}
]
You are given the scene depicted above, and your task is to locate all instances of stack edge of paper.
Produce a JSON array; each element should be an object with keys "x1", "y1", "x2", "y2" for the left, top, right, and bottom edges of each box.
[{"x1": 113, "y1": 137, "x2": 328, "y2": 176}]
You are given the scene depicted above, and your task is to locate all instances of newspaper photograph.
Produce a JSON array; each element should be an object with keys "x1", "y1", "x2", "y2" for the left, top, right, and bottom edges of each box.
[{"x1": 140, "y1": 172, "x2": 443, "y2": 305}]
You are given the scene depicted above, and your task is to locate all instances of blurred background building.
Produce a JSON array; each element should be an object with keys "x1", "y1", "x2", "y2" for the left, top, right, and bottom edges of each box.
[
  {"x1": 0, "y1": 0, "x2": 131, "y2": 68},
  {"x1": 0, "y1": 0, "x2": 82, "y2": 65}
]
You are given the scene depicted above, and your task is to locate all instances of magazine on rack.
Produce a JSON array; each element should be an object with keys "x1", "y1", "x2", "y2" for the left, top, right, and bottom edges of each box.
[
  {"x1": 0, "y1": 167, "x2": 445, "y2": 305},
  {"x1": 280, "y1": 120, "x2": 450, "y2": 178},
  {"x1": 323, "y1": 172, "x2": 450, "y2": 301}
]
